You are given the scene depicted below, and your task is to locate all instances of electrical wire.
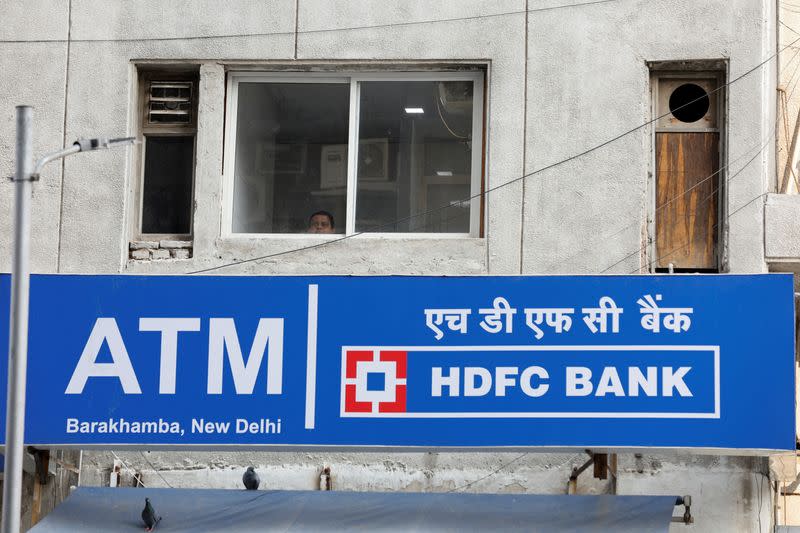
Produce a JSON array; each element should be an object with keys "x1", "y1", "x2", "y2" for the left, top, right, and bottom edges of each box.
[
  {"x1": 446, "y1": 453, "x2": 529, "y2": 493},
  {"x1": 779, "y1": 24, "x2": 800, "y2": 192},
  {"x1": 138, "y1": 451, "x2": 175, "y2": 488},
  {"x1": 446, "y1": 451, "x2": 588, "y2": 493},
  {"x1": 558, "y1": 41, "x2": 800, "y2": 267},
  {"x1": 110, "y1": 450, "x2": 175, "y2": 489},
  {"x1": 781, "y1": 19, "x2": 800, "y2": 37},
  {"x1": 588, "y1": 37, "x2": 800, "y2": 269},
  {"x1": 188, "y1": 33, "x2": 800, "y2": 275},
  {"x1": 600, "y1": 42, "x2": 800, "y2": 274},
  {"x1": 109, "y1": 450, "x2": 147, "y2": 488},
  {"x1": 777, "y1": 28, "x2": 800, "y2": 114},
  {"x1": 780, "y1": 3, "x2": 800, "y2": 15},
  {"x1": 782, "y1": 88, "x2": 793, "y2": 156},
  {"x1": 602, "y1": 131, "x2": 775, "y2": 273},
  {"x1": 629, "y1": 189, "x2": 770, "y2": 274},
  {"x1": 0, "y1": 1, "x2": 620, "y2": 45},
  {"x1": 563, "y1": 121, "x2": 787, "y2": 268},
  {"x1": 33, "y1": 6, "x2": 785, "y2": 499},
  {"x1": 435, "y1": 90, "x2": 470, "y2": 140}
]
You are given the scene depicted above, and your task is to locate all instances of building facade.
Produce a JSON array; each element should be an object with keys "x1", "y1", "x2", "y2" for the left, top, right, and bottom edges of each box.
[{"x1": 1, "y1": 0, "x2": 797, "y2": 531}]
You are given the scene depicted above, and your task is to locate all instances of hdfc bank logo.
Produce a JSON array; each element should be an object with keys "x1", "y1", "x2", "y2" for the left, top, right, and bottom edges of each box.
[
  {"x1": 339, "y1": 345, "x2": 715, "y2": 421},
  {"x1": 341, "y1": 349, "x2": 406, "y2": 415}
]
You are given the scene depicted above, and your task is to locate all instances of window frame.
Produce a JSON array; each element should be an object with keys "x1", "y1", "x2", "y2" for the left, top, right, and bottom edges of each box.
[
  {"x1": 222, "y1": 70, "x2": 485, "y2": 239},
  {"x1": 134, "y1": 70, "x2": 199, "y2": 241}
]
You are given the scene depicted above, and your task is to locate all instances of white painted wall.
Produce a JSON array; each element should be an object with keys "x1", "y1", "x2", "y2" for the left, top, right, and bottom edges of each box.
[{"x1": 0, "y1": 1, "x2": 782, "y2": 531}]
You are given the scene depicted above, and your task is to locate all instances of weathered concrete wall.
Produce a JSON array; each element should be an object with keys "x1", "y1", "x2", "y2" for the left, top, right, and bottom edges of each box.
[
  {"x1": 0, "y1": 1, "x2": 70, "y2": 274},
  {"x1": 0, "y1": 1, "x2": 781, "y2": 532},
  {"x1": 0, "y1": 0, "x2": 774, "y2": 275},
  {"x1": 81, "y1": 451, "x2": 770, "y2": 532},
  {"x1": 525, "y1": 0, "x2": 774, "y2": 274}
]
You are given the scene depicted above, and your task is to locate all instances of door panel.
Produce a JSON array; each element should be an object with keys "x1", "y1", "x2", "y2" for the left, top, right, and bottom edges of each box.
[{"x1": 655, "y1": 132, "x2": 719, "y2": 270}]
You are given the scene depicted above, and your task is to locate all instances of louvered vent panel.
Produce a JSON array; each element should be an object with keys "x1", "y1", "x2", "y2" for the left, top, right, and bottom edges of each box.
[{"x1": 148, "y1": 81, "x2": 193, "y2": 124}]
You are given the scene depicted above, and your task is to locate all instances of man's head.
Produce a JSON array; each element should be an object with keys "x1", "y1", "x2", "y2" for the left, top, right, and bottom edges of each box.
[{"x1": 308, "y1": 210, "x2": 335, "y2": 234}]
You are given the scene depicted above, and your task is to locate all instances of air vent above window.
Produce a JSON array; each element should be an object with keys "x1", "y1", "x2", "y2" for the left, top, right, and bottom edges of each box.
[{"x1": 148, "y1": 81, "x2": 193, "y2": 125}]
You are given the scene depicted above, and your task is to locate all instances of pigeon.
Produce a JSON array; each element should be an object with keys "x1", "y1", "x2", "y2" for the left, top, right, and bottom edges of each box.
[
  {"x1": 141, "y1": 497, "x2": 162, "y2": 531},
  {"x1": 243, "y1": 466, "x2": 260, "y2": 490}
]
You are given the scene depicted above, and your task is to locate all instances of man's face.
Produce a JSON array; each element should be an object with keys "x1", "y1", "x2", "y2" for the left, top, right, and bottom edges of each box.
[{"x1": 308, "y1": 214, "x2": 334, "y2": 234}]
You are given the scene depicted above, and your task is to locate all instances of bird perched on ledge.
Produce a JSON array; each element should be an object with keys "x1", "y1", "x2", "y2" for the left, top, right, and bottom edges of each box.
[
  {"x1": 141, "y1": 497, "x2": 162, "y2": 531},
  {"x1": 243, "y1": 466, "x2": 260, "y2": 490}
]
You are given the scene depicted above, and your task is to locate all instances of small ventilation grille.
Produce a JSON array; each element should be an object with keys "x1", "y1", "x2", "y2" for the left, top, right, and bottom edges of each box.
[{"x1": 148, "y1": 81, "x2": 193, "y2": 124}]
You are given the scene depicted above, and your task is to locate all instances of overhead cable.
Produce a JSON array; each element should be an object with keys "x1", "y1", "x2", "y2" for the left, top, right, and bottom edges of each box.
[
  {"x1": 599, "y1": 40, "x2": 800, "y2": 273},
  {"x1": 0, "y1": 0, "x2": 620, "y2": 44},
  {"x1": 187, "y1": 32, "x2": 800, "y2": 274}
]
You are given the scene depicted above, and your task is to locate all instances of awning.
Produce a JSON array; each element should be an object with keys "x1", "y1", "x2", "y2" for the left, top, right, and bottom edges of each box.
[{"x1": 30, "y1": 487, "x2": 678, "y2": 532}]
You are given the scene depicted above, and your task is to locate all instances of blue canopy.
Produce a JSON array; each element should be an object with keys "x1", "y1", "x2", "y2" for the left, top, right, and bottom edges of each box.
[{"x1": 30, "y1": 487, "x2": 678, "y2": 532}]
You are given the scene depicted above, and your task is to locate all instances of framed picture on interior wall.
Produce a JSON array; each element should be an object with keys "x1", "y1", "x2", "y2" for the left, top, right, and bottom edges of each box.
[
  {"x1": 260, "y1": 142, "x2": 307, "y2": 174},
  {"x1": 358, "y1": 138, "x2": 389, "y2": 181},
  {"x1": 320, "y1": 144, "x2": 348, "y2": 189}
]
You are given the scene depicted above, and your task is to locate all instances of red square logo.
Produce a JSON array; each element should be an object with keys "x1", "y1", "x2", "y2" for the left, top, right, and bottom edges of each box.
[{"x1": 343, "y1": 349, "x2": 407, "y2": 414}]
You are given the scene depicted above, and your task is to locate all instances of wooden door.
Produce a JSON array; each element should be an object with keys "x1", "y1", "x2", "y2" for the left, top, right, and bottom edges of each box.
[{"x1": 655, "y1": 132, "x2": 719, "y2": 270}]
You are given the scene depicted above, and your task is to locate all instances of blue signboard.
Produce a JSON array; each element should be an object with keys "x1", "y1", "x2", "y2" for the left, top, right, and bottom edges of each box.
[{"x1": 0, "y1": 274, "x2": 794, "y2": 452}]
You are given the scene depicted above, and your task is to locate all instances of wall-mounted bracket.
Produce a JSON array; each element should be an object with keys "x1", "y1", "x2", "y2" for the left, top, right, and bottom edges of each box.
[
  {"x1": 567, "y1": 450, "x2": 617, "y2": 494},
  {"x1": 319, "y1": 466, "x2": 332, "y2": 491},
  {"x1": 672, "y1": 495, "x2": 694, "y2": 525},
  {"x1": 7, "y1": 174, "x2": 39, "y2": 182}
]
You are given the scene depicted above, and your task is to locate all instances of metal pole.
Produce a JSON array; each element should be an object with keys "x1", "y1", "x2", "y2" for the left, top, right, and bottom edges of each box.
[{"x1": 2, "y1": 106, "x2": 33, "y2": 533}]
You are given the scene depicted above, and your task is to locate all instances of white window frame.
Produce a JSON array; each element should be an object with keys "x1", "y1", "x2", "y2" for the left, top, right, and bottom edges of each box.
[{"x1": 222, "y1": 70, "x2": 484, "y2": 239}]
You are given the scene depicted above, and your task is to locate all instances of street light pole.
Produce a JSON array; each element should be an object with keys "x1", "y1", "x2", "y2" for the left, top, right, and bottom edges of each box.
[
  {"x1": 2, "y1": 105, "x2": 33, "y2": 533},
  {"x1": 1, "y1": 106, "x2": 135, "y2": 533}
]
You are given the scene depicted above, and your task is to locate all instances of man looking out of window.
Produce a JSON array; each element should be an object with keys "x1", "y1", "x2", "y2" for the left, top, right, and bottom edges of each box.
[{"x1": 308, "y1": 211, "x2": 335, "y2": 234}]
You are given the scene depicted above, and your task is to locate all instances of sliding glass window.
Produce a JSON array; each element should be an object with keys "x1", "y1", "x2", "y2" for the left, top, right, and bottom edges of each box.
[{"x1": 225, "y1": 72, "x2": 484, "y2": 237}]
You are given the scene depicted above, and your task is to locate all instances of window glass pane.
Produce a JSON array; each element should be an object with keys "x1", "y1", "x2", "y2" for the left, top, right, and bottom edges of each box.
[
  {"x1": 356, "y1": 80, "x2": 474, "y2": 233},
  {"x1": 232, "y1": 82, "x2": 349, "y2": 234},
  {"x1": 141, "y1": 136, "x2": 194, "y2": 234}
]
